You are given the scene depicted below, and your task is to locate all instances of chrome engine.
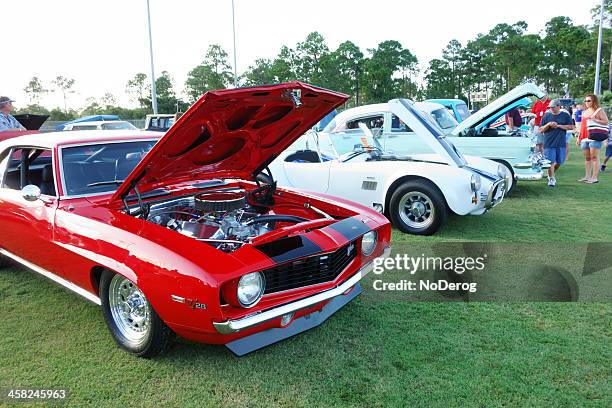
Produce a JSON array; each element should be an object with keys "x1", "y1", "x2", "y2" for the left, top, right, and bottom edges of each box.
[{"x1": 147, "y1": 190, "x2": 273, "y2": 252}]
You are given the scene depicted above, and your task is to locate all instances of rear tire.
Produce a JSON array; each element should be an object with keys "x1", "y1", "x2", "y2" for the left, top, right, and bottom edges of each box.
[
  {"x1": 389, "y1": 180, "x2": 448, "y2": 235},
  {"x1": 100, "y1": 271, "x2": 174, "y2": 358}
]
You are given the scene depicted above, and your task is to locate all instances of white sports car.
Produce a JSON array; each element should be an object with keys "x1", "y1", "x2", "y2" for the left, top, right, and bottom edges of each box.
[{"x1": 267, "y1": 99, "x2": 508, "y2": 235}]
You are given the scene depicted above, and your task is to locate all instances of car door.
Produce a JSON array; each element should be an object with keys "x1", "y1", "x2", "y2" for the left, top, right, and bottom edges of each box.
[
  {"x1": 0, "y1": 146, "x2": 60, "y2": 273},
  {"x1": 281, "y1": 132, "x2": 332, "y2": 193}
]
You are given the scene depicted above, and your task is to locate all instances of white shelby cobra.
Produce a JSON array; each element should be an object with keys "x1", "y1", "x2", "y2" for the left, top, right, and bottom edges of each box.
[{"x1": 267, "y1": 99, "x2": 508, "y2": 235}]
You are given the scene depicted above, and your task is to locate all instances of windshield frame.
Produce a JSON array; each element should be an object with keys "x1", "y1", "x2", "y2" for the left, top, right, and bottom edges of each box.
[{"x1": 58, "y1": 138, "x2": 159, "y2": 199}]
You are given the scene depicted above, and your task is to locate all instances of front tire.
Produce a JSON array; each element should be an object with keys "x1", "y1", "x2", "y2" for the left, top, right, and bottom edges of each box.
[
  {"x1": 100, "y1": 271, "x2": 174, "y2": 357},
  {"x1": 389, "y1": 180, "x2": 448, "y2": 235}
]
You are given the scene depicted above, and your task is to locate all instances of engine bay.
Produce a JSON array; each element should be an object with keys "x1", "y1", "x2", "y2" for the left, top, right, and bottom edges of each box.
[{"x1": 143, "y1": 188, "x2": 313, "y2": 253}]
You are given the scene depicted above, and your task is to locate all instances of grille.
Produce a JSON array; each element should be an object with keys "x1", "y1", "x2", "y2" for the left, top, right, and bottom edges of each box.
[
  {"x1": 262, "y1": 242, "x2": 358, "y2": 294},
  {"x1": 362, "y1": 180, "x2": 378, "y2": 191}
]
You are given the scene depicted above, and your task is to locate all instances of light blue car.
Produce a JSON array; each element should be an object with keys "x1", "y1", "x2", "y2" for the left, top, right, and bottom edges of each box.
[{"x1": 424, "y1": 98, "x2": 472, "y2": 123}]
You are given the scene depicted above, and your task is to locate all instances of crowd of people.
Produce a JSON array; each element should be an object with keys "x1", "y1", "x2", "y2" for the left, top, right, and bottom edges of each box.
[{"x1": 530, "y1": 94, "x2": 610, "y2": 187}]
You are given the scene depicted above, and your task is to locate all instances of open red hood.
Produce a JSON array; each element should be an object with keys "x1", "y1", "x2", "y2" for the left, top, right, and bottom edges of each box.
[{"x1": 111, "y1": 82, "x2": 348, "y2": 203}]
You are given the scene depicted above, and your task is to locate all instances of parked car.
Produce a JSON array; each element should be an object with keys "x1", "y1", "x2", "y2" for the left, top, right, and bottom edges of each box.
[
  {"x1": 0, "y1": 82, "x2": 391, "y2": 357},
  {"x1": 62, "y1": 120, "x2": 138, "y2": 131},
  {"x1": 144, "y1": 113, "x2": 182, "y2": 132},
  {"x1": 424, "y1": 98, "x2": 471, "y2": 123},
  {"x1": 447, "y1": 84, "x2": 550, "y2": 191},
  {"x1": 385, "y1": 85, "x2": 548, "y2": 192},
  {"x1": 55, "y1": 114, "x2": 121, "y2": 131},
  {"x1": 268, "y1": 98, "x2": 507, "y2": 236}
]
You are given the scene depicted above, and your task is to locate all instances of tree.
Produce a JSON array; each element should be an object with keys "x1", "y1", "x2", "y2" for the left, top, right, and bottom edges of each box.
[
  {"x1": 185, "y1": 44, "x2": 234, "y2": 102},
  {"x1": 242, "y1": 58, "x2": 276, "y2": 86},
  {"x1": 424, "y1": 59, "x2": 454, "y2": 98},
  {"x1": 126, "y1": 73, "x2": 149, "y2": 109},
  {"x1": 52, "y1": 76, "x2": 76, "y2": 114},
  {"x1": 270, "y1": 45, "x2": 299, "y2": 83},
  {"x1": 23, "y1": 77, "x2": 48, "y2": 105},
  {"x1": 540, "y1": 17, "x2": 591, "y2": 95},
  {"x1": 323, "y1": 41, "x2": 364, "y2": 106},
  {"x1": 155, "y1": 71, "x2": 187, "y2": 113},
  {"x1": 294, "y1": 32, "x2": 330, "y2": 84},
  {"x1": 362, "y1": 40, "x2": 418, "y2": 103}
]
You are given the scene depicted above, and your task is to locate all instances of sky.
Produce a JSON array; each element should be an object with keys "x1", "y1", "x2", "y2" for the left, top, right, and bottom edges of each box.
[{"x1": 1, "y1": 0, "x2": 598, "y2": 111}]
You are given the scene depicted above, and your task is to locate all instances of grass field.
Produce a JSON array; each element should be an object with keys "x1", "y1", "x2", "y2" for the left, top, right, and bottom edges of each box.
[{"x1": 0, "y1": 147, "x2": 610, "y2": 407}]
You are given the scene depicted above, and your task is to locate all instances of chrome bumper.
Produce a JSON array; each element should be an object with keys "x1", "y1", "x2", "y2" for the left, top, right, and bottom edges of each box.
[
  {"x1": 484, "y1": 179, "x2": 506, "y2": 210},
  {"x1": 515, "y1": 171, "x2": 544, "y2": 181},
  {"x1": 213, "y1": 246, "x2": 392, "y2": 334}
]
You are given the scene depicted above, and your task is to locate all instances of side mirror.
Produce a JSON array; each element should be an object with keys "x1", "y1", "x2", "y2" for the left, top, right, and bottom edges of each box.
[{"x1": 22, "y1": 184, "x2": 42, "y2": 202}]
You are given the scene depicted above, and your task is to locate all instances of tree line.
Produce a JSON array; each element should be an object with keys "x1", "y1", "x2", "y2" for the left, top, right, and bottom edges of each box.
[{"x1": 18, "y1": 6, "x2": 611, "y2": 119}]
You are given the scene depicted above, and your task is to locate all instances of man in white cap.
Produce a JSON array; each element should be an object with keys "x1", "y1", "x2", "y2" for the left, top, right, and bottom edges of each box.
[
  {"x1": 0, "y1": 97, "x2": 26, "y2": 132},
  {"x1": 539, "y1": 99, "x2": 574, "y2": 187}
]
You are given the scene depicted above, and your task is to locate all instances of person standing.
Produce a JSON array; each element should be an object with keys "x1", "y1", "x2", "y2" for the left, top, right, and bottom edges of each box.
[
  {"x1": 0, "y1": 97, "x2": 26, "y2": 132},
  {"x1": 577, "y1": 94, "x2": 609, "y2": 183},
  {"x1": 574, "y1": 103, "x2": 583, "y2": 135},
  {"x1": 539, "y1": 99, "x2": 574, "y2": 187},
  {"x1": 532, "y1": 95, "x2": 551, "y2": 153}
]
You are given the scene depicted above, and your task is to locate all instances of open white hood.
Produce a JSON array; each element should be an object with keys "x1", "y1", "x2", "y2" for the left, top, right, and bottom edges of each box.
[{"x1": 451, "y1": 83, "x2": 545, "y2": 136}]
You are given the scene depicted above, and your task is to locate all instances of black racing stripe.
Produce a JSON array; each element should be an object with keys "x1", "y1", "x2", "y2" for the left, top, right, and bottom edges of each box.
[
  {"x1": 464, "y1": 166, "x2": 498, "y2": 182},
  {"x1": 327, "y1": 217, "x2": 371, "y2": 242},
  {"x1": 256, "y1": 235, "x2": 322, "y2": 264}
]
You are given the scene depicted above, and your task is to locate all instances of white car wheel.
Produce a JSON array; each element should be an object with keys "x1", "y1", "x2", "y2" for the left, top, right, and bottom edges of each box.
[
  {"x1": 389, "y1": 180, "x2": 447, "y2": 235},
  {"x1": 100, "y1": 271, "x2": 175, "y2": 357}
]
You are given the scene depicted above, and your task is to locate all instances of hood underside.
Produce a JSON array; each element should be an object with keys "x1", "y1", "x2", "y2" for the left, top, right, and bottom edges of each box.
[
  {"x1": 451, "y1": 83, "x2": 544, "y2": 136},
  {"x1": 112, "y1": 82, "x2": 348, "y2": 203}
]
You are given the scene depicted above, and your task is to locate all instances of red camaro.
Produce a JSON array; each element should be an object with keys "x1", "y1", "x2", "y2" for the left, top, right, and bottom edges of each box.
[{"x1": 0, "y1": 82, "x2": 391, "y2": 357}]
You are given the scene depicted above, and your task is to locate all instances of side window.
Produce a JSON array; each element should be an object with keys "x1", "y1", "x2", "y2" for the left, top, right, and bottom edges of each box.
[
  {"x1": 346, "y1": 115, "x2": 384, "y2": 131},
  {"x1": 2, "y1": 147, "x2": 56, "y2": 195},
  {"x1": 389, "y1": 114, "x2": 413, "y2": 133},
  {"x1": 0, "y1": 148, "x2": 11, "y2": 188}
]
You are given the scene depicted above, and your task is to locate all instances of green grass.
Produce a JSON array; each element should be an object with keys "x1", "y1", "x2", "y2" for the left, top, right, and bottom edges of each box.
[
  {"x1": 0, "y1": 148, "x2": 610, "y2": 407},
  {"x1": 392, "y1": 147, "x2": 612, "y2": 243}
]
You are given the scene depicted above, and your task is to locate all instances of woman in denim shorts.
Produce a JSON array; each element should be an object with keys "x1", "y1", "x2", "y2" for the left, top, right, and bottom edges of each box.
[{"x1": 577, "y1": 95, "x2": 609, "y2": 183}]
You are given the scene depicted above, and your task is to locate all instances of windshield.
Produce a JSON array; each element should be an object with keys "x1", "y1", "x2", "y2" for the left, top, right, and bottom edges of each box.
[
  {"x1": 101, "y1": 122, "x2": 138, "y2": 130},
  {"x1": 329, "y1": 130, "x2": 381, "y2": 156},
  {"x1": 61, "y1": 140, "x2": 156, "y2": 196},
  {"x1": 456, "y1": 103, "x2": 470, "y2": 121},
  {"x1": 430, "y1": 108, "x2": 459, "y2": 130}
]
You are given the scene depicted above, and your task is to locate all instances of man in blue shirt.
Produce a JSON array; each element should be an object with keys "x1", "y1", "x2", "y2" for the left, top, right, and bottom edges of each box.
[
  {"x1": 0, "y1": 97, "x2": 26, "y2": 132},
  {"x1": 539, "y1": 99, "x2": 574, "y2": 187}
]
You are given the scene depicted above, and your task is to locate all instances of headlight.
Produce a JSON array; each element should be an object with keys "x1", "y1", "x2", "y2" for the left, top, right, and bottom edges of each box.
[
  {"x1": 361, "y1": 231, "x2": 378, "y2": 256},
  {"x1": 237, "y1": 272, "x2": 265, "y2": 308},
  {"x1": 497, "y1": 164, "x2": 507, "y2": 178},
  {"x1": 470, "y1": 174, "x2": 482, "y2": 192}
]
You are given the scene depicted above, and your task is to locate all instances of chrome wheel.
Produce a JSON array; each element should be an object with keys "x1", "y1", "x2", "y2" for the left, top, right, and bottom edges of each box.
[
  {"x1": 108, "y1": 275, "x2": 151, "y2": 344},
  {"x1": 398, "y1": 191, "x2": 435, "y2": 229}
]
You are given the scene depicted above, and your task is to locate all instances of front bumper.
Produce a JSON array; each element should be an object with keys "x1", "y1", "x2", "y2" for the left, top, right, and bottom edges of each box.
[
  {"x1": 213, "y1": 246, "x2": 392, "y2": 335},
  {"x1": 515, "y1": 171, "x2": 544, "y2": 181}
]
